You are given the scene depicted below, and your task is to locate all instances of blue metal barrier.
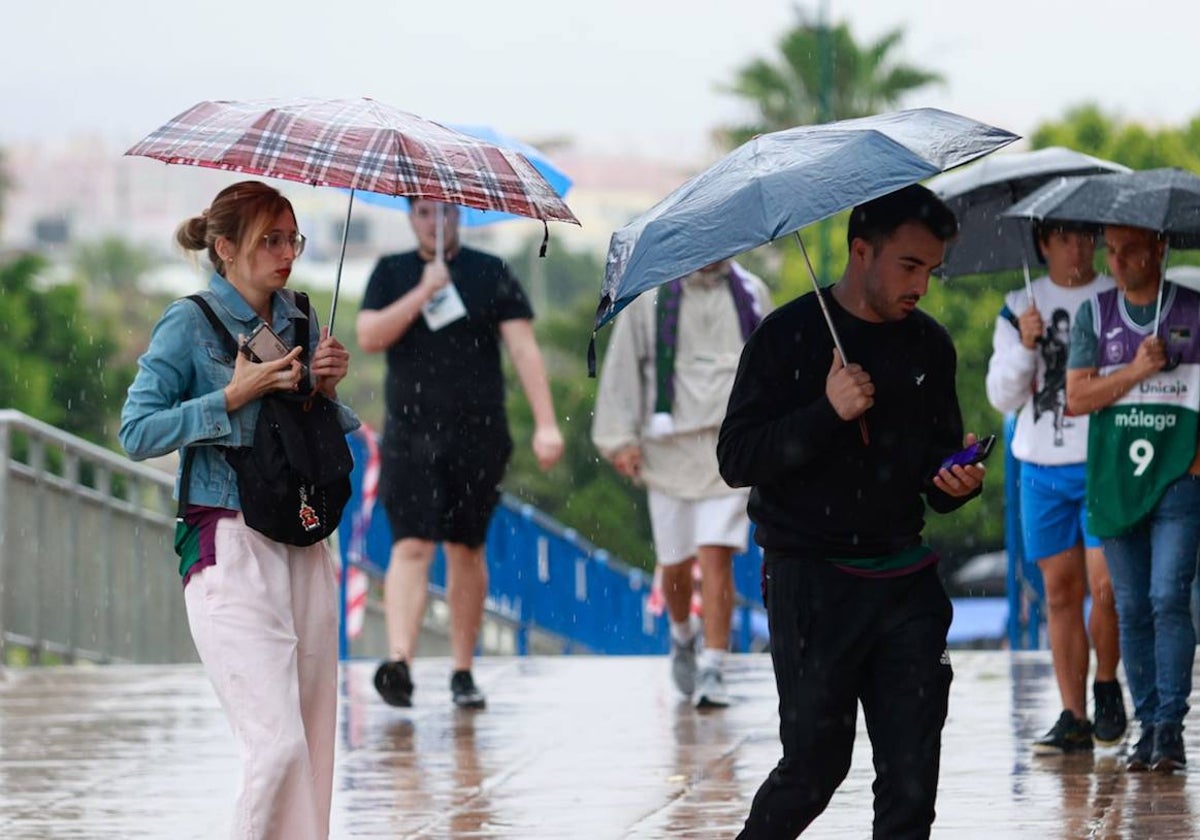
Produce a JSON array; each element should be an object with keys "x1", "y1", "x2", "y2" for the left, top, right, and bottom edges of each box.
[
  {"x1": 337, "y1": 430, "x2": 769, "y2": 659},
  {"x1": 1003, "y1": 413, "x2": 1045, "y2": 650}
]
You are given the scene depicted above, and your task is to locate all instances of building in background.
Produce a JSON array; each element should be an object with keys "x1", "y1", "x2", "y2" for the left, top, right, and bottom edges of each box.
[{"x1": 2, "y1": 137, "x2": 696, "y2": 298}]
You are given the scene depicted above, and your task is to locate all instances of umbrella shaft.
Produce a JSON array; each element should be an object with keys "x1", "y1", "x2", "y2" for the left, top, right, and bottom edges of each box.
[
  {"x1": 794, "y1": 232, "x2": 849, "y2": 360},
  {"x1": 793, "y1": 232, "x2": 869, "y2": 446},
  {"x1": 330, "y1": 189, "x2": 356, "y2": 336},
  {"x1": 436, "y1": 204, "x2": 445, "y2": 262},
  {"x1": 1154, "y1": 244, "x2": 1170, "y2": 335}
]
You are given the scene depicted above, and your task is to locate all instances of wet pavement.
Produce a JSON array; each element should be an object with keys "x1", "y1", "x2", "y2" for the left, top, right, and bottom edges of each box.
[{"x1": 1, "y1": 652, "x2": 1199, "y2": 838}]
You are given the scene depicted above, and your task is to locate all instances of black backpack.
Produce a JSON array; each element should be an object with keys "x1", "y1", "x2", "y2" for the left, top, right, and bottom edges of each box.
[{"x1": 181, "y1": 293, "x2": 353, "y2": 547}]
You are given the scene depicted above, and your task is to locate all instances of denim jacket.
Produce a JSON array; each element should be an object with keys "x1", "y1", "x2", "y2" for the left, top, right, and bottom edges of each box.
[{"x1": 119, "y1": 273, "x2": 361, "y2": 511}]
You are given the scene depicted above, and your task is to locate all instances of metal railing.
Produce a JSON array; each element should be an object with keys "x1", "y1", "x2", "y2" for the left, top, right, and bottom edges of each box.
[
  {"x1": 0, "y1": 410, "x2": 194, "y2": 663},
  {"x1": 0, "y1": 412, "x2": 769, "y2": 666},
  {"x1": 0, "y1": 411, "x2": 512, "y2": 665}
]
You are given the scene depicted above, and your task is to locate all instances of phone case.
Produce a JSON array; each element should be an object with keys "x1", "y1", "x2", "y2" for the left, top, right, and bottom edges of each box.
[
  {"x1": 242, "y1": 323, "x2": 289, "y2": 363},
  {"x1": 939, "y1": 435, "x2": 996, "y2": 471}
]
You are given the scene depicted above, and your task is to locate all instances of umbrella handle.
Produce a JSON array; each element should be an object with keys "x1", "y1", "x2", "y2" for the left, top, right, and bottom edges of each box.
[
  {"x1": 793, "y1": 232, "x2": 869, "y2": 446},
  {"x1": 1021, "y1": 258, "x2": 1036, "y2": 311}
]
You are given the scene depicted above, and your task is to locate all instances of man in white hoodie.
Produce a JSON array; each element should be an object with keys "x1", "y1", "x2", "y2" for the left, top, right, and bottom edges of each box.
[
  {"x1": 592, "y1": 259, "x2": 771, "y2": 708},
  {"x1": 985, "y1": 220, "x2": 1126, "y2": 754}
]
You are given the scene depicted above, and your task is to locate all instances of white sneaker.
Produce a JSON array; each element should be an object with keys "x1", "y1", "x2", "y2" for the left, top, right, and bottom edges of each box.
[
  {"x1": 694, "y1": 667, "x2": 730, "y2": 708},
  {"x1": 671, "y1": 634, "x2": 698, "y2": 696}
]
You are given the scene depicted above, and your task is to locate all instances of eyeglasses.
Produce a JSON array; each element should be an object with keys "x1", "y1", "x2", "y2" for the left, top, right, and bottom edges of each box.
[{"x1": 260, "y1": 231, "x2": 306, "y2": 257}]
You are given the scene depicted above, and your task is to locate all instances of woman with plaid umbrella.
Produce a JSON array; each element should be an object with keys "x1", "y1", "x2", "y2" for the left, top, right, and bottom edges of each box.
[{"x1": 120, "y1": 181, "x2": 359, "y2": 840}]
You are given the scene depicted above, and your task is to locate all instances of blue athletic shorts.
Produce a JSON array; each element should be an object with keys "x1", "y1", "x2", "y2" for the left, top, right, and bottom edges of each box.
[{"x1": 1019, "y1": 461, "x2": 1101, "y2": 564}]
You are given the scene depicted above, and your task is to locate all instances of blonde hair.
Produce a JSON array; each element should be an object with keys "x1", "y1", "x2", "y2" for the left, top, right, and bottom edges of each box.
[{"x1": 174, "y1": 180, "x2": 296, "y2": 276}]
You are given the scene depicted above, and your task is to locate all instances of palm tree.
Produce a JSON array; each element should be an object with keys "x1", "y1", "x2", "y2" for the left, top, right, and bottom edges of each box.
[{"x1": 719, "y1": 13, "x2": 943, "y2": 148}]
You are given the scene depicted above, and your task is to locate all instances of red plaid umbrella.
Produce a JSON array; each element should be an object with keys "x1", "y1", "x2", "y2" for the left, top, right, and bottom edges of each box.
[{"x1": 125, "y1": 97, "x2": 579, "y2": 329}]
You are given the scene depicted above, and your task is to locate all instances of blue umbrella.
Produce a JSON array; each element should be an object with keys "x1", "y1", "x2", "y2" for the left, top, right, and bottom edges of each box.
[
  {"x1": 595, "y1": 108, "x2": 1018, "y2": 335},
  {"x1": 353, "y1": 123, "x2": 572, "y2": 226}
]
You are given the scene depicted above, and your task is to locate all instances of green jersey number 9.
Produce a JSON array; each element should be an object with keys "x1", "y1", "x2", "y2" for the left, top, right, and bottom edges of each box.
[{"x1": 1129, "y1": 439, "x2": 1155, "y2": 477}]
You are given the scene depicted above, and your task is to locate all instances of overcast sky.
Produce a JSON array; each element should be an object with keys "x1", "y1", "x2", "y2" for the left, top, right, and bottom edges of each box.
[{"x1": 4, "y1": 0, "x2": 1199, "y2": 162}]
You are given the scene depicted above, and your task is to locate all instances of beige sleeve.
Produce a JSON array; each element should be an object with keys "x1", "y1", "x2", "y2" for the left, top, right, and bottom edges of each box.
[{"x1": 590, "y1": 297, "x2": 653, "y2": 456}]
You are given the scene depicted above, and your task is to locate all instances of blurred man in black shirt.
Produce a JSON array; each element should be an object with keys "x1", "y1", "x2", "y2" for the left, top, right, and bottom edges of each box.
[{"x1": 358, "y1": 199, "x2": 563, "y2": 710}]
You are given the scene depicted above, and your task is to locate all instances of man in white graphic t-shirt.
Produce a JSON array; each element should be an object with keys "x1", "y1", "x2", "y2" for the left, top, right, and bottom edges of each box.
[{"x1": 985, "y1": 220, "x2": 1126, "y2": 755}]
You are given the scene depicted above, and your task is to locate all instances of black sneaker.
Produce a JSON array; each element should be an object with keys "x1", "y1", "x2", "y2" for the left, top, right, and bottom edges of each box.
[
  {"x1": 1151, "y1": 721, "x2": 1186, "y2": 773},
  {"x1": 1093, "y1": 680, "x2": 1128, "y2": 745},
  {"x1": 1127, "y1": 723, "x2": 1155, "y2": 772},
  {"x1": 374, "y1": 659, "x2": 414, "y2": 707},
  {"x1": 451, "y1": 670, "x2": 487, "y2": 710},
  {"x1": 1032, "y1": 711, "x2": 1094, "y2": 755}
]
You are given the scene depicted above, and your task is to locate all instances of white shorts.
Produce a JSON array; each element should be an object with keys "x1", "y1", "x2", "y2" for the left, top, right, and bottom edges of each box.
[{"x1": 647, "y1": 489, "x2": 751, "y2": 566}]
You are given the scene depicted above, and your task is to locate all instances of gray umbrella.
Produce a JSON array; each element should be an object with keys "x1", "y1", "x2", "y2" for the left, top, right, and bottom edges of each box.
[
  {"x1": 595, "y1": 108, "x2": 1018, "y2": 335},
  {"x1": 1003, "y1": 168, "x2": 1200, "y2": 248},
  {"x1": 1005, "y1": 167, "x2": 1200, "y2": 330},
  {"x1": 927, "y1": 147, "x2": 1129, "y2": 284}
]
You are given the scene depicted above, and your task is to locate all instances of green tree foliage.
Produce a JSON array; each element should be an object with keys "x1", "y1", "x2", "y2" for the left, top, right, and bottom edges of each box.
[
  {"x1": 1030, "y1": 104, "x2": 1200, "y2": 172},
  {"x1": 719, "y1": 12, "x2": 943, "y2": 147},
  {"x1": 504, "y1": 296, "x2": 654, "y2": 571},
  {"x1": 0, "y1": 254, "x2": 133, "y2": 443},
  {"x1": 72, "y1": 236, "x2": 160, "y2": 293},
  {"x1": 500, "y1": 245, "x2": 655, "y2": 570},
  {"x1": 919, "y1": 276, "x2": 1010, "y2": 563},
  {"x1": 0, "y1": 149, "x2": 11, "y2": 238}
]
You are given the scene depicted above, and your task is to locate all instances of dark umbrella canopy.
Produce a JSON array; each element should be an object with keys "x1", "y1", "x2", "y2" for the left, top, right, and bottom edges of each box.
[
  {"x1": 596, "y1": 108, "x2": 1018, "y2": 330},
  {"x1": 1004, "y1": 168, "x2": 1200, "y2": 249},
  {"x1": 928, "y1": 147, "x2": 1129, "y2": 277}
]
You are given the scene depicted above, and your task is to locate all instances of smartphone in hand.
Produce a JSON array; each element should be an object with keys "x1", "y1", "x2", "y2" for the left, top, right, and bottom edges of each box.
[
  {"x1": 241, "y1": 322, "x2": 289, "y2": 363},
  {"x1": 939, "y1": 434, "x2": 996, "y2": 472}
]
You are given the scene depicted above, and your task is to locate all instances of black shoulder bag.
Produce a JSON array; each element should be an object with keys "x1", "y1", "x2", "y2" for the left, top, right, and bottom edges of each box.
[{"x1": 183, "y1": 293, "x2": 353, "y2": 547}]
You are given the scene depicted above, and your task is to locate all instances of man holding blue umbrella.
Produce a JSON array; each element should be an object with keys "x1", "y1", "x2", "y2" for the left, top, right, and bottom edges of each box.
[{"x1": 719, "y1": 185, "x2": 986, "y2": 838}]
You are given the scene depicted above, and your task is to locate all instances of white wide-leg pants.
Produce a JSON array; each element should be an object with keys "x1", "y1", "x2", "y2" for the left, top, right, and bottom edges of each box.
[{"x1": 184, "y1": 514, "x2": 339, "y2": 840}]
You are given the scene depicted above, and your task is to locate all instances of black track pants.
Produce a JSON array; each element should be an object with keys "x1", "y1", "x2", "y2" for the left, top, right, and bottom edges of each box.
[{"x1": 738, "y1": 556, "x2": 954, "y2": 840}]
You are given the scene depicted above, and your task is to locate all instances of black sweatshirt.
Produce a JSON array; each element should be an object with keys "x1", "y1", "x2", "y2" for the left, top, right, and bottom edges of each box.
[{"x1": 717, "y1": 290, "x2": 976, "y2": 559}]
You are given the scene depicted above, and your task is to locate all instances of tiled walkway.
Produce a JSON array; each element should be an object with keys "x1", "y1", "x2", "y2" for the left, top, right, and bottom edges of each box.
[{"x1": 1, "y1": 652, "x2": 1197, "y2": 838}]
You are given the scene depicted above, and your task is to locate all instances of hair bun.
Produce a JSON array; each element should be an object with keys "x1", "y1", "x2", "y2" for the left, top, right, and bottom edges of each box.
[{"x1": 174, "y1": 214, "x2": 209, "y2": 251}]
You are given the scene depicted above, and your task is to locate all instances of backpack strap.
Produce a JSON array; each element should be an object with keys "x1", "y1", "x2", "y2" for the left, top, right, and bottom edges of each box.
[
  {"x1": 291, "y1": 291, "x2": 312, "y2": 364},
  {"x1": 187, "y1": 294, "x2": 239, "y2": 357}
]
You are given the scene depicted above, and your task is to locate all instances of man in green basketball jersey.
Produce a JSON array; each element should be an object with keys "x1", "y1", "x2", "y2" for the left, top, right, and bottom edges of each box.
[{"x1": 1066, "y1": 224, "x2": 1200, "y2": 774}]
